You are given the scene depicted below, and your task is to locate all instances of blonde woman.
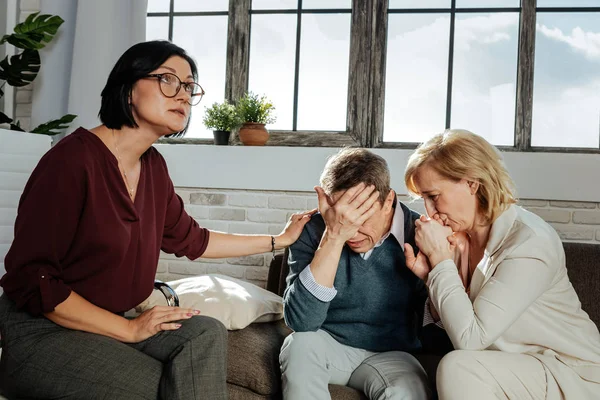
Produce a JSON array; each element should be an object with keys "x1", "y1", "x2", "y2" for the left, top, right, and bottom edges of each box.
[{"x1": 403, "y1": 129, "x2": 600, "y2": 399}]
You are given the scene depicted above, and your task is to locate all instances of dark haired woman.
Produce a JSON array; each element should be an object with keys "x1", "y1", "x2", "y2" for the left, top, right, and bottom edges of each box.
[{"x1": 0, "y1": 40, "x2": 314, "y2": 399}]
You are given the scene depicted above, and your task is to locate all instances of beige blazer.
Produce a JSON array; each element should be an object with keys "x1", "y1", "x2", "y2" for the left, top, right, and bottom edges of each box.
[{"x1": 428, "y1": 205, "x2": 600, "y2": 399}]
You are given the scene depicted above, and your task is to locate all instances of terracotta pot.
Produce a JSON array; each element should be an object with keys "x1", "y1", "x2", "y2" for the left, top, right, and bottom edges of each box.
[{"x1": 238, "y1": 122, "x2": 269, "y2": 146}]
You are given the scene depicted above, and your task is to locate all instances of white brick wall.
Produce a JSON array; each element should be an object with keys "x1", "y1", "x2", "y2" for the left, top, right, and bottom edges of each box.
[
  {"x1": 156, "y1": 188, "x2": 319, "y2": 287},
  {"x1": 157, "y1": 188, "x2": 600, "y2": 288}
]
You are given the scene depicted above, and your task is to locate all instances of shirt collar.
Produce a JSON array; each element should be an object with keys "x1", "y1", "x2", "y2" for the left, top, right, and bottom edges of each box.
[
  {"x1": 381, "y1": 199, "x2": 404, "y2": 246},
  {"x1": 366, "y1": 199, "x2": 405, "y2": 255}
]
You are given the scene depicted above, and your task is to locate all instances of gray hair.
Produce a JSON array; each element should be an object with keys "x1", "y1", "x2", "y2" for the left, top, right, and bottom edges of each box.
[{"x1": 320, "y1": 148, "x2": 390, "y2": 204}]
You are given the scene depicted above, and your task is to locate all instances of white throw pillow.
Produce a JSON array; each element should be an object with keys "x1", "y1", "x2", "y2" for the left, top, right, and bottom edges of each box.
[{"x1": 135, "y1": 274, "x2": 284, "y2": 330}]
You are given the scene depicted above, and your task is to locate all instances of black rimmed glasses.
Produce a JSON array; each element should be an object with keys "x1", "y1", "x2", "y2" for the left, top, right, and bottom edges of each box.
[{"x1": 145, "y1": 73, "x2": 205, "y2": 106}]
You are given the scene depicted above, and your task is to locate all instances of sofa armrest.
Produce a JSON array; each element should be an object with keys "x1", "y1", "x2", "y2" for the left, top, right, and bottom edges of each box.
[
  {"x1": 154, "y1": 280, "x2": 180, "y2": 307},
  {"x1": 266, "y1": 253, "x2": 285, "y2": 296},
  {"x1": 266, "y1": 248, "x2": 291, "y2": 297}
]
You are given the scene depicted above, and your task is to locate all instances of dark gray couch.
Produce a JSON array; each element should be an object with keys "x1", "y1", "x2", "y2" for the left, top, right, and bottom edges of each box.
[{"x1": 226, "y1": 242, "x2": 600, "y2": 399}]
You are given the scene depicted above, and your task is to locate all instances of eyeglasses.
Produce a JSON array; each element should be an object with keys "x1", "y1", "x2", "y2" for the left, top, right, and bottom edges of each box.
[{"x1": 144, "y1": 73, "x2": 205, "y2": 106}]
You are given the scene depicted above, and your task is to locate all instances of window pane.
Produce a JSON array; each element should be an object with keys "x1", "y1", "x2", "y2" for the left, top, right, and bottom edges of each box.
[
  {"x1": 451, "y1": 13, "x2": 518, "y2": 146},
  {"x1": 389, "y1": 0, "x2": 450, "y2": 8},
  {"x1": 252, "y1": 0, "x2": 298, "y2": 10},
  {"x1": 297, "y1": 14, "x2": 350, "y2": 131},
  {"x1": 456, "y1": 0, "x2": 520, "y2": 7},
  {"x1": 389, "y1": 0, "x2": 521, "y2": 8},
  {"x1": 384, "y1": 14, "x2": 450, "y2": 142},
  {"x1": 148, "y1": 0, "x2": 169, "y2": 13},
  {"x1": 248, "y1": 15, "x2": 297, "y2": 130},
  {"x1": 302, "y1": 0, "x2": 351, "y2": 8},
  {"x1": 537, "y1": 0, "x2": 600, "y2": 7},
  {"x1": 146, "y1": 17, "x2": 169, "y2": 41},
  {"x1": 532, "y1": 13, "x2": 600, "y2": 148},
  {"x1": 174, "y1": 0, "x2": 229, "y2": 12},
  {"x1": 173, "y1": 16, "x2": 228, "y2": 139}
]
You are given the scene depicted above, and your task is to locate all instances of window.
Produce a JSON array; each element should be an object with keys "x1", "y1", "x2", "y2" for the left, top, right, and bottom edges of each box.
[
  {"x1": 249, "y1": 1, "x2": 351, "y2": 131},
  {"x1": 248, "y1": 13, "x2": 297, "y2": 131},
  {"x1": 147, "y1": 0, "x2": 229, "y2": 139},
  {"x1": 385, "y1": 1, "x2": 520, "y2": 146},
  {"x1": 145, "y1": 0, "x2": 600, "y2": 152},
  {"x1": 385, "y1": 13, "x2": 450, "y2": 143},
  {"x1": 532, "y1": 3, "x2": 600, "y2": 148}
]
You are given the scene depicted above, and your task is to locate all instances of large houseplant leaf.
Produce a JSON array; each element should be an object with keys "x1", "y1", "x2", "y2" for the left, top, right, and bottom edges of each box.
[
  {"x1": 0, "y1": 50, "x2": 41, "y2": 87},
  {"x1": 0, "y1": 111, "x2": 13, "y2": 124},
  {"x1": 9, "y1": 120, "x2": 25, "y2": 132},
  {"x1": 31, "y1": 114, "x2": 77, "y2": 135},
  {"x1": 0, "y1": 13, "x2": 64, "y2": 50}
]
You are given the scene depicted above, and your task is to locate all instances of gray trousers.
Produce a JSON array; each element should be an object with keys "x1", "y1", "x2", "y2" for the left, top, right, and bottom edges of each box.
[
  {"x1": 0, "y1": 294, "x2": 228, "y2": 400},
  {"x1": 280, "y1": 330, "x2": 432, "y2": 400}
]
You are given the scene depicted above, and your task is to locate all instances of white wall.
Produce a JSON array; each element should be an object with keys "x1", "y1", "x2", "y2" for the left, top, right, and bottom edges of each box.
[
  {"x1": 0, "y1": 129, "x2": 52, "y2": 277},
  {"x1": 153, "y1": 144, "x2": 600, "y2": 288},
  {"x1": 30, "y1": 0, "x2": 77, "y2": 131},
  {"x1": 12, "y1": 0, "x2": 147, "y2": 133},
  {"x1": 156, "y1": 144, "x2": 600, "y2": 203}
]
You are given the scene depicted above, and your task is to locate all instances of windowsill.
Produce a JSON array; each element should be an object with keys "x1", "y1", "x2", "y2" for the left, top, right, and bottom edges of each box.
[
  {"x1": 155, "y1": 144, "x2": 600, "y2": 202},
  {"x1": 158, "y1": 138, "x2": 600, "y2": 154},
  {"x1": 158, "y1": 130, "x2": 358, "y2": 147}
]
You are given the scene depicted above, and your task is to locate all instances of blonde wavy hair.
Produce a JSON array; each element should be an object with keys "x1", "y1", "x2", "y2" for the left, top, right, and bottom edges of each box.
[{"x1": 404, "y1": 129, "x2": 517, "y2": 224}]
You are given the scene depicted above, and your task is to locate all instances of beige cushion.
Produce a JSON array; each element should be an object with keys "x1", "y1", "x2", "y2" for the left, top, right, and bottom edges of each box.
[{"x1": 136, "y1": 274, "x2": 283, "y2": 330}]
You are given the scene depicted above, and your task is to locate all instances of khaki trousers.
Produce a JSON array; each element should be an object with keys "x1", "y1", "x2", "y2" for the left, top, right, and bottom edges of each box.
[{"x1": 437, "y1": 350, "x2": 548, "y2": 400}]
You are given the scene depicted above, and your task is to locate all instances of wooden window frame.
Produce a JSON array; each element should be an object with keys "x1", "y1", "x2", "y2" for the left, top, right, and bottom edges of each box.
[{"x1": 148, "y1": 0, "x2": 600, "y2": 153}]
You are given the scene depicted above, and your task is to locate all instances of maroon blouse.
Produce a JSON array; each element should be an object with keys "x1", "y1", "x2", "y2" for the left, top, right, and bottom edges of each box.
[{"x1": 1, "y1": 128, "x2": 210, "y2": 315}]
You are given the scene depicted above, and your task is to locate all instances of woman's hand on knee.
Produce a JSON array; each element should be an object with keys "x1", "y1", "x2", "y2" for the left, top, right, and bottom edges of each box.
[{"x1": 127, "y1": 306, "x2": 201, "y2": 342}]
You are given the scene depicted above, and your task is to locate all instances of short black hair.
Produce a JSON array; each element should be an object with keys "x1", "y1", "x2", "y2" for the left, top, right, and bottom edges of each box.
[{"x1": 99, "y1": 40, "x2": 198, "y2": 137}]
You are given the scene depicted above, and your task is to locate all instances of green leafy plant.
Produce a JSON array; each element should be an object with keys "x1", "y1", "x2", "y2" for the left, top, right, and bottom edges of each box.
[
  {"x1": 0, "y1": 12, "x2": 76, "y2": 135},
  {"x1": 202, "y1": 100, "x2": 242, "y2": 132},
  {"x1": 236, "y1": 92, "x2": 276, "y2": 125}
]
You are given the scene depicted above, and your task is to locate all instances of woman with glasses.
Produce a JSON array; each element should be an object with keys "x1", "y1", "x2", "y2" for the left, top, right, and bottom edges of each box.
[{"x1": 0, "y1": 40, "x2": 314, "y2": 399}]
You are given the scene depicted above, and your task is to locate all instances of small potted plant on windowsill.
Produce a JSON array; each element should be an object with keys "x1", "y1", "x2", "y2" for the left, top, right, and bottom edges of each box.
[
  {"x1": 202, "y1": 100, "x2": 241, "y2": 145},
  {"x1": 236, "y1": 92, "x2": 276, "y2": 146}
]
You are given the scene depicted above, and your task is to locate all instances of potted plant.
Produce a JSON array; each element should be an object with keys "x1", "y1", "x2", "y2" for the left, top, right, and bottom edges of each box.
[
  {"x1": 236, "y1": 92, "x2": 276, "y2": 146},
  {"x1": 202, "y1": 100, "x2": 241, "y2": 145}
]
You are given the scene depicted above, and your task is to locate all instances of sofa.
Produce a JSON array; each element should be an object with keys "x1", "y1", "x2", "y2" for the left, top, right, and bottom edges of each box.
[{"x1": 225, "y1": 242, "x2": 600, "y2": 399}]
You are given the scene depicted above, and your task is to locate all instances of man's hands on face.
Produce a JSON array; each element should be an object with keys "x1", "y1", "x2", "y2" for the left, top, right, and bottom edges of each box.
[{"x1": 314, "y1": 183, "x2": 380, "y2": 243}]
